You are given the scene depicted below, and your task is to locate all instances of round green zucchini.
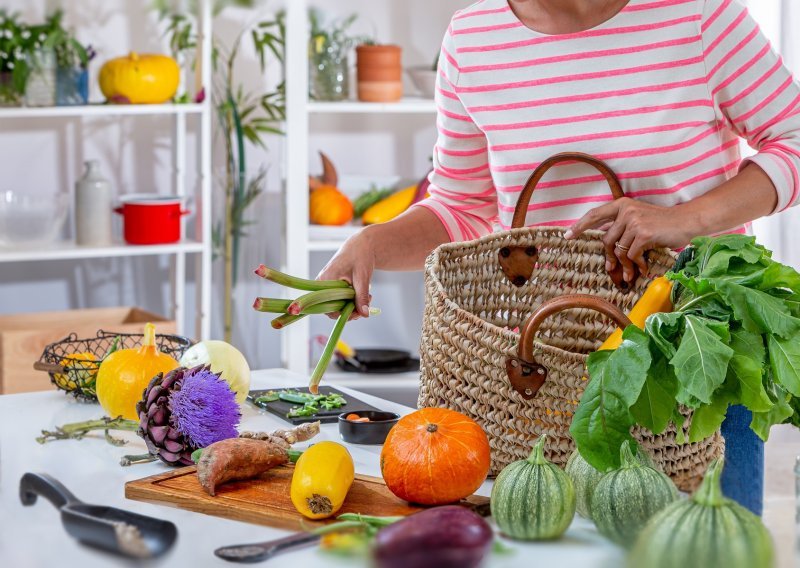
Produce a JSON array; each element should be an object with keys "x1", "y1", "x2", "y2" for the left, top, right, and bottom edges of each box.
[
  {"x1": 629, "y1": 459, "x2": 773, "y2": 568},
  {"x1": 591, "y1": 441, "x2": 678, "y2": 546},
  {"x1": 490, "y1": 434, "x2": 576, "y2": 540}
]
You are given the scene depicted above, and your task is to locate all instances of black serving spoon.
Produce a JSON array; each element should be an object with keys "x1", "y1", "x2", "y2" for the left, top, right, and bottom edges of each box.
[
  {"x1": 19, "y1": 472, "x2": 178, "y2": 559},
  {"x1": 215, "y1": 532, "x2": 322, "y2": 563}
]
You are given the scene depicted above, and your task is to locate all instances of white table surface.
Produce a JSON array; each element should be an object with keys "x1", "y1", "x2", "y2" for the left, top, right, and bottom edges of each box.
[{"x1": 0, "y1": 368, "x2": 782, "y2": 568}]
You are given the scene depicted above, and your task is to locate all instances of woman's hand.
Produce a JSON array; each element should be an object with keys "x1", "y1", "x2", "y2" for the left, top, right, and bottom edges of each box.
[
  {"x1": 318, "y1": 230, "x2": 376, "y2": 319},
  {"x1": 565, "y1": 198, "x2": 699, "y2": 282}
]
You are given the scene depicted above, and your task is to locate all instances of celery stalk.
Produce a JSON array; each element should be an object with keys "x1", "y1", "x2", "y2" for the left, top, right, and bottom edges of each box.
[
  {"x1": 309, "y1": 302, "x2": 355, "y2": 394},
  {"x1": 254, "y1": 265, "x2": 350, "y2": 291}
]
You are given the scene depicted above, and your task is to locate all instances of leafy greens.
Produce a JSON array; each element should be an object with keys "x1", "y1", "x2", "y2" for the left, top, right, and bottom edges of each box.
[{"x1": 570, "y1": 235, "x2": 800, "y2": 472}]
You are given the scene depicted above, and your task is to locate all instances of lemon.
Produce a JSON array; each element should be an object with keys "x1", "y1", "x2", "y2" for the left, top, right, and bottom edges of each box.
[{"x1": 55, "y1": 352, "x2": 97, "y2": 392}]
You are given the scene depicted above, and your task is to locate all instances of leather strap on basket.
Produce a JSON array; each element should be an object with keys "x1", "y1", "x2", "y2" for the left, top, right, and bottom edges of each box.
[
  {"x1": 499, "y1": 152, "x2": 637, "y2": 290},
  {"x1": 506, "y1": 294, "x2": 632, "y2": 399}
]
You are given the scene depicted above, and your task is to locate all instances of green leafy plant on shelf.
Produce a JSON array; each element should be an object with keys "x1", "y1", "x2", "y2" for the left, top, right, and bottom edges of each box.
[
  {"x1": 153, "y1": 0, "x2": 286, "y2": 342},
  {"x1": 0, "y1": 10, "x2": 93, "y2": 105}
]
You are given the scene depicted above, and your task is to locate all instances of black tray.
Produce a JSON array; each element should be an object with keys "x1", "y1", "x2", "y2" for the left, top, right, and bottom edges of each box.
[{"x1": 247, "y1": 387, "x2": 382, "y2": 425}]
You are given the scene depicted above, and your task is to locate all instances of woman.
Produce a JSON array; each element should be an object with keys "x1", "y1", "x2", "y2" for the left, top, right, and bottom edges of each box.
[{"x1": 321, "y1": 0, "x2": 800, "y2": 514}]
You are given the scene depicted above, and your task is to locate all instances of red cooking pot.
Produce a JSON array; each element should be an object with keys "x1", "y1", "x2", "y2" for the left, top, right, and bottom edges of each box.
[{"x1": 114, "y1": 194, "x2": 190, "y2": 245}]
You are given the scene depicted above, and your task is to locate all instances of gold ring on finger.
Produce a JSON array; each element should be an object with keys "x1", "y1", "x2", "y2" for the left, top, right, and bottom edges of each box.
[{"x1": 615, "y1": 241, "x2": 630, "y2": 252}]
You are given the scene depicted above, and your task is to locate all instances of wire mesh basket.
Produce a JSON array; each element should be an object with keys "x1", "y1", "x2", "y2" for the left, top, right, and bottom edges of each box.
[{"x1": 34, "y1": 330, "x2": 193, "y2": 401}]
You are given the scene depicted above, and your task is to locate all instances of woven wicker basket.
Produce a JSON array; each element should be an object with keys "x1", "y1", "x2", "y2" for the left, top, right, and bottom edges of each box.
[{"x1": 418, "y1": 153, "x2": 723, "y2": 492}]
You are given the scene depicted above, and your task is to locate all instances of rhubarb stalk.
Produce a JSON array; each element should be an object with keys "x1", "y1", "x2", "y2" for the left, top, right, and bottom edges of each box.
[
  {"x1": 288, "y1": 289, "x2": 355, "y2": 315},
  {"x1": 309, "y1": 302, "x2": 355, "y2": 394},
  {"x1": 255, "y1": 265, "x2": 350, "y2": 291}
]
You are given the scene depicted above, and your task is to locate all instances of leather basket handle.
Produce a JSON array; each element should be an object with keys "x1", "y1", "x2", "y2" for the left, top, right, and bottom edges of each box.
[
  {"x1": 511, "y1": 152, "x2": 624, "y2": 229},
  {"x1": 500, "y1": 152, "x2": 637, "y2": 290},
  {"x1": 506, "y1": 294, "x2": 632, "y2": 400}
]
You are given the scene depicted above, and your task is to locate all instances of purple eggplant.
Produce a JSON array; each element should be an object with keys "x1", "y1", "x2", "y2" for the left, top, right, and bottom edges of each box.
[{"x1": 373, "y1": 506, "x2": 493, "y2": 568}]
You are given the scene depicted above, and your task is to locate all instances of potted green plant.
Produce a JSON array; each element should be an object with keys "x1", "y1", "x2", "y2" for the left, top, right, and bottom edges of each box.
[
  {"x1": 0, "y1": 11, "x2": 28, "y2": 106},
  {"x1": 156, "y1": 1, "x2": 286, "y2": 342},
  {"x1": 308, "y1": 9, "x2": 361, "y2": 102},
  {"x1": 406, "y1": 51, "x2": 438, "y2": 99},
  {"x1": 44, "y1": 11, "x2": 94, "y2": 106}
]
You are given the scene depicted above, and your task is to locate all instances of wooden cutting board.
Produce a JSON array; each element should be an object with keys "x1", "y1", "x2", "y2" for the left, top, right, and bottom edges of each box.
[{"x1": 125, "y1": 465, "x2": 489, "y2": 531}]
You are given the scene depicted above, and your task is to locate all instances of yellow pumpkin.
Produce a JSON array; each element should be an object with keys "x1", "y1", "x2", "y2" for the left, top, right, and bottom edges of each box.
[
  {"x1": 291, "y1": 441, "x2": 354, "y2": 519},
  {"x1": 99, "y1": 52, "x2": 180, "y2": 104},
  {"x1": 310, "y1": 185, "x2": 354, "y2": 226},
  {"x1": 96, "y1": 323, "x2": 179, "y2": 420}
]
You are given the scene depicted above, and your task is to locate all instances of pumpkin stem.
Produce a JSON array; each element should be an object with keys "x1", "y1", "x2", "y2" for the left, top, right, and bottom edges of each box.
[
  {"x1": 140, "y1": 322, "x2": 157, "y2": 353},
  {"x1": 693, "y1": 458, "x2": 725, "y2": 507},
  {"x1": 527, "y1": 434, "x2": 548, "y2": 465},
  {"x1": 426, "y1": 423, "x2": 438, "y2": 434},
  {"x1": 619, "y1": 440, "x2": 642, "y2": 469}
]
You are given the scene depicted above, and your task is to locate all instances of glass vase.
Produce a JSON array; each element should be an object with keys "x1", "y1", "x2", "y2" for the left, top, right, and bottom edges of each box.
[
  {"x1": 25, "y1": 49, "x2": 56, "y2": 107},
  {"x1": 309, "y1": 40, "x2": 349, "y2": 102},
  {"x1": 56, "y1": 67, "x2": 89, "y2": 106},
  {"x1": 0, "y1": 71, "x2": 21, "y2": 107}
]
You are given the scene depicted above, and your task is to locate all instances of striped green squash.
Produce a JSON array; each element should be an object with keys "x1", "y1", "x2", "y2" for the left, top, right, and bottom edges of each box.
[
  {"x1": 629, "y1": 459, "x2": 773, "y2": 568},
  {"x1": 591, "y1": 441, "x2": 678, "y2": 547},
  {"x1": 490, "y1": 435, "x2": 576, "y2": 540},
  {"x1": 565, "y1": 450, "x2": 604, "y2": 519},
  {"x1": 566, "y1": 445, "x2": 656, "y2": 520}
]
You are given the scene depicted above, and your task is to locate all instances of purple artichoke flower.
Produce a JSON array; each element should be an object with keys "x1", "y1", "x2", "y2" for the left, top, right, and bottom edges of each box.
[
  {"x1": 170, "y1": 366, "x2": 241, "y2": 448},
  {"x1": 136, "y1": 365, "x2": 241, "y2": 466}
]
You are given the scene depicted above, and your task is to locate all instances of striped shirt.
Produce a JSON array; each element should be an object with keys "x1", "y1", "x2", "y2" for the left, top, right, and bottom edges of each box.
[{"x1": 414, "y1": 0, "x2": 800, "y2": 242}]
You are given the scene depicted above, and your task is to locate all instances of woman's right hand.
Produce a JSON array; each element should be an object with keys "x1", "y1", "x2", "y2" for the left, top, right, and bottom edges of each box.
[{"x1": 317, "y1": 229, "x2": 376, "y2": 319}]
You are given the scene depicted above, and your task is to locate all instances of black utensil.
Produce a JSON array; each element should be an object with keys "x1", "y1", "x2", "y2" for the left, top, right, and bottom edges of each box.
[
  {"x1": 19, "y1": 472, "x2": 178, "y2": 559},
  {"x1": 214, "y1": 532, "x2": 321, "y2": 563}
]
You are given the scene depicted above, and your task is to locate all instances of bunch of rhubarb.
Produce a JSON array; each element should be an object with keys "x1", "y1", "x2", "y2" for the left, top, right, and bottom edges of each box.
[{"x1": 253, "y1": 265, "x2": 378, "y2": 393}]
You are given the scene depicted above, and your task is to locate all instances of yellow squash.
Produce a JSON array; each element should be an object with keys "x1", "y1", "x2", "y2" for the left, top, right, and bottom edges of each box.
[
  {"x1": 600, "y1": 276, "x2": 674, "y2": 350},
  {"x1": 96, "y1": 323, "x2": 179, "y2": 420},
  {"x1": 362, "y1": 184, "x2": 418, "y2": 225},
  {"x1": 291, "y1": 441, "x2": 355, "y2": 519},
  {"x1": 99, "y1": 52, "x2": 180, "y2": 104}
]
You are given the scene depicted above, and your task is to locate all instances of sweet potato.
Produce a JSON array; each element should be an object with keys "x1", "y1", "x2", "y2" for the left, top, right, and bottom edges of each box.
[{"x1": 197, "y1": 438, "x2": 289, "y2": 496}]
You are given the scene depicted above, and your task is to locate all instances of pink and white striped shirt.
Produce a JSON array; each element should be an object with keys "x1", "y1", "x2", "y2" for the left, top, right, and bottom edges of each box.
[{"x1": 414, "y1": 0, "x2": 800, "y2": 242}]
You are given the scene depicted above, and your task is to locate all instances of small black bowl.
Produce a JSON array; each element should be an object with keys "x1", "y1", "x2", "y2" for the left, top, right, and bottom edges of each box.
[{"x1": 338, "y1": 410, "x2": 401, "y2": 445}]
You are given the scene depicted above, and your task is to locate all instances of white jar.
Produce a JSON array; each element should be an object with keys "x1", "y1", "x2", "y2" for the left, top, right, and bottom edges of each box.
[{"x1": 74, "y1": 160, "x2": 112, "y2": 246}]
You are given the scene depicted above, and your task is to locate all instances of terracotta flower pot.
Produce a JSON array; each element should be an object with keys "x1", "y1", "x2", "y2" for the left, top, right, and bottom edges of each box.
[{"x1": 356, "y1": 44, "x2": 403, "y2": 103}]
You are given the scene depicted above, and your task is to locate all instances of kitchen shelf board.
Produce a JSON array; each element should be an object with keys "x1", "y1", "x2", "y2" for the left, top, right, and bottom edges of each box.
[
  {"x1": 307, "y1": 97, "x2": 436, "y2": 115},
  {"x1": 308, "y1": 224, "x2": 362, "y2": 251},
  {"x1": 0, "y1": 103, "x2": 204, "y2": 120},
  {"x1": 0, "y1": 240, "x2": 205, "y2": 263}
]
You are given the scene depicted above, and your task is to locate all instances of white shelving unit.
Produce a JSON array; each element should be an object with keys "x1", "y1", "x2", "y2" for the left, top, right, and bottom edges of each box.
[
  {"x1": 0, "y1": 1, "x2": 213, "y2": 340},
  {"x1": 283, "y1": 1, "x2": 437, "y2": 375}
]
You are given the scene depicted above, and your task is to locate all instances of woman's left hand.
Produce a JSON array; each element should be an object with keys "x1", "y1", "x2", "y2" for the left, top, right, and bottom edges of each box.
[{"x1": 564, "y1": 198, "x2": 699, "y2": 283}]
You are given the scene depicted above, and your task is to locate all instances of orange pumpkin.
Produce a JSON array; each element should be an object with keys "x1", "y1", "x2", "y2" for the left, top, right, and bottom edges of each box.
[
  {"x1": 380, "y1": 408, "x2": 491, "y2": 505},
  {"x1": 310, "y1": 185, "x2": 354, "y2": 226}
]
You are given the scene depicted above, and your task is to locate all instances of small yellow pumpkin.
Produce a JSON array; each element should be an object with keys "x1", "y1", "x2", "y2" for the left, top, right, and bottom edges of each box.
[
  {"x1": 291, "y1": 441, "x2": 354, "y2": 519},
  {"x1": 99, "y1": 52, "x2": 180, "y2": 104},
  {"x1": 309, "y1": 185, "x2": 354, "y2": 226},
  {"x1": 96, "y1": 323, "x2": 179, "y2": 420}
]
